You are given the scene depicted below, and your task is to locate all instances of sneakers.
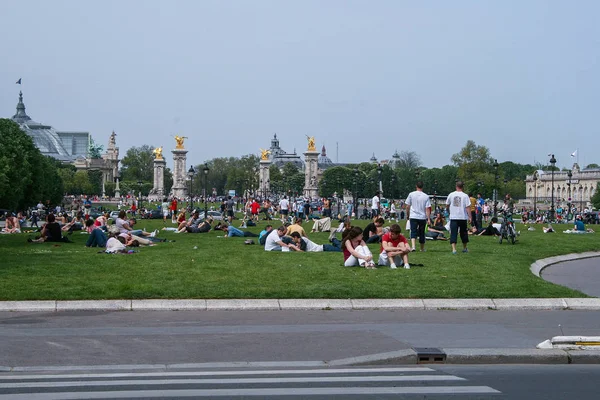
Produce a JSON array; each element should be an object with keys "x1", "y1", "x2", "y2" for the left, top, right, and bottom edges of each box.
[
  {"x1": 404, "y1": 263, "x2": 411, "y2": 269},
  {"x1": 452, "y1": 250, "x2": 457, "y2": 254},
  {"x1": 390, "y1": 263, "x2": 397, "y2": 269},
  {"x1": 411, "y1": 248, "x2": 416, "y2": 252},
  {"x1": 462, "y1": 248, "x2": 469, "y2": 253}
]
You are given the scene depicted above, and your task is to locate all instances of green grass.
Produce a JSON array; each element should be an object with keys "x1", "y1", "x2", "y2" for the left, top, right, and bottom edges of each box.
[{"x1": 0, "y1": 218, "x2": 598, "y2": 300}]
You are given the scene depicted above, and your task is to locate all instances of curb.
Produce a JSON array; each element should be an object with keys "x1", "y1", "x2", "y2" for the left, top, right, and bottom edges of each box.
[
  {"x1": 2, "y1": 298, "x2": 600, "y2": 312},
  {"x1": 530, "y1": 251, "x2": 600, "y2": 277},
  {"x1": 1, "y1": 349, "x2": 599, "y2": 372}
]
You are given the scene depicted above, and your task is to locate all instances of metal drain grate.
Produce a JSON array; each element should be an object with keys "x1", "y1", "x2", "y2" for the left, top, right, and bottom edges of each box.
[{"x1": 413, "y1": 347, "x2": 446, "y2": 364}]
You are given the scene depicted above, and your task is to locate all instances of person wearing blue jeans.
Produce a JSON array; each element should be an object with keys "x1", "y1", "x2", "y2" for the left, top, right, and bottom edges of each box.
[
  {"x1": 290, "y1": 232, "x2": 342, "y2": 252},
  {"x1": 86, "y1": 228, "x2": 108, "y2": 247},
  {"x1": 223, "y1": 225, "x2": 259, "y2": 237}
]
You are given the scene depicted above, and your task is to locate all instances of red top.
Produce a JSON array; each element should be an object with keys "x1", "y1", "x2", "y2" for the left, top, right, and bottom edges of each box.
[
  {"x1": 343, "y1": 240, "x2": 359, "y2": 261},
  {"x1": 170, "y1": 200, "x2": 178, "y2": 211},
  {"x1": 250, "y1": 201, "x2": 261, "y2": 214},
  {"x1": 380, "y1": 232, "x2": 407, "y2": 252}
]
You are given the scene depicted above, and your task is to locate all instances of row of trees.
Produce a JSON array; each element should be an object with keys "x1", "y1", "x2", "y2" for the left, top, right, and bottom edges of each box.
[{"x1": 3, "y1": 115, "x2": 600, "y2": 211}]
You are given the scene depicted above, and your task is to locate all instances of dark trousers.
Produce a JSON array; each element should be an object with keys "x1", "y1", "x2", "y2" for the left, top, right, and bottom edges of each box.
[
  {"x1": 323, "y1": 238, "x2": 342, "y2": 252},
  {"x1": 365, "y1": 234, "x2": 380, "y2": 244},
  {"x1": 86, "y1": 229, "x2": 107, "y2": 247},
  {"x1": 409, "y1": 219, "x2": 427, "y2": 244},
  {"x1": 243, "y1": 231, "x2": 259, "y2": 237},
  {"x1": 450, "y1": 219, "x2": 469, "y2": 245}
]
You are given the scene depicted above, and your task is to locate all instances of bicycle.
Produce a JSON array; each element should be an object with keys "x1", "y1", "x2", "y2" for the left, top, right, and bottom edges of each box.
[{"x1": 499, "y1": 210, "x2": 517, "y2": 245}]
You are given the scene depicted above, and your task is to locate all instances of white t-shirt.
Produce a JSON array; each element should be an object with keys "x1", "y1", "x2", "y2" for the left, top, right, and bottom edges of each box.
[
  {"x1": 265, "y1": 230, "x2": 283, "y2": 251},
  {"x1": 371, "y1": 196, "x2": 380, "y2": 210},
  {"x1": 106, "y1": 237, "x2": 126, "y2": 253},
  {"x1": 446, "y1": 191, "x2": 471, "y2": 220},
  {"x1": 405, "y1": 190, "x2": 431, "y2": 220},
  {"x1": 115, "y1": 218, "x2": 129, "y2": 235},
  {"x1": 279, "y1": 198, "x2": 289, "y2": 211},
  {"x1": 302, "y1": 237, "x2": 323, "y2": 252}
]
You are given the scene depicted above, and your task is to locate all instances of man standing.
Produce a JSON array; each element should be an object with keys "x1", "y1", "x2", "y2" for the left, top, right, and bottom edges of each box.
[
  {"x1": 405, "y1": 181, "x2": 431, "y2": 252},
  {"x1": 371, "y1": 191, "x2": 380, "y2": 217},
  {"x1": 226, "y1": 196, "x2": 235, "y2": 223},
  {"x1": 446, "y1": 181, "x2": 472, "y2": 254},
  {"x1": 279, "y1": 196, "x2": 290, "y2": 223}
]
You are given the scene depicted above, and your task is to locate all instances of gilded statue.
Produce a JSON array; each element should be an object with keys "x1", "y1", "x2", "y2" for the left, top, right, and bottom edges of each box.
[
  {"x1": 259, "y1": 148, "x2": 271, "y2": 160},
  {"x1": 153, "y1": 146, "x2": 163, "y2": 160},
  {"x1": 306, "y1": 135, "x2": 316, "y2": 151},
  {"x1": 174, "y1": 135, "x2": 187, "y2": 149}
]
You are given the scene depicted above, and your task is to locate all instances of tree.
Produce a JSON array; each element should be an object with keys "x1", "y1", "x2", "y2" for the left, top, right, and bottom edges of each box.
[
  {"x1": 585, "y1": 163, "x2": 600, "y2": 169},
  {"x1": 0, "y1": 118, "x2": 63, "y2": 210},
  {"x1": 591, "y1": 183, "x2": 600, "y2": 210},
  {"x1": 451, "y1": 140, "x2": 494, "y2": 181},
  {"x1": 120, "y1": 145, "x2": 155, "y2": 182},
  {"x1": 395, "y1": 151, "x2": 422, "y2": 170}
]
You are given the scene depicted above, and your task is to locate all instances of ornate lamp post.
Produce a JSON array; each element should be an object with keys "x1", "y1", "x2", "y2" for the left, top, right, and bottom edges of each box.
[
  {"x1": 391, "y1": 175, "x2": 397, "y2": 200},
  {"x1": 187, "y1": 166, "x2": 195, "y2": 211},
  {"x1": 377, "y1": 163, "x2": 383, "y2": 202},
  {"x1": 203, "y1": 163, "x2": 209, "y2": 221},
  {"x1": 533, "y1": 172, "x2": 538, "y2": 221},
  {"x1": 493, "y1": 159, "x2": 499, "y2": 217},
  {"x1": 549, "y1": 154, "x2": 557, "y2": 221},
  {"x1": 433, "y1": 179, "x2": 438, "y2": 215},
  {"x1": 579, "y1": 185, "x2": 584, "y2": 213},
  {"x1": 353, "y1": 167, "x2": 359, "y2": 219},
  {"x1": 137, "y1": 179, "x2": 143, "y2": 214},
  {"x1": 567, "y1": 170, "x2": 572, "y2": 220}
]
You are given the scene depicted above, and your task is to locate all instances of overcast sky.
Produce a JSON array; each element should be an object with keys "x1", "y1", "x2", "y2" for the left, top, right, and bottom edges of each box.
[{"x1": 2, "y1": 1, "x2": 598, "y2": 170}]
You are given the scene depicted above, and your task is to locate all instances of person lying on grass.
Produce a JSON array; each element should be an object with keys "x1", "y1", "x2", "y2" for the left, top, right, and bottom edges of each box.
[
  {"x1": 289, "y1": 231, "x2": 342, "y2": 252},
  {"x1": 222, "y1": 224, "x2": 260, "y2": 238},
  {"x1": 378, "y1": 223, "x2": 411, "y2": 269},
  {"x1": 115, "y1": 211, "x2": 157, "y2": 237},
  {"x1": 342, "y1": 226, "x2": 375, "y2": 269},
  {"x1": 105, "y1": 235, "x2": 139, "y2": 254}
]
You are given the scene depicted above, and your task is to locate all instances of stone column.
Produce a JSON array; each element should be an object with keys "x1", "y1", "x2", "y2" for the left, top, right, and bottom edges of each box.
[
  {"x1": 170, "y1": 149, "x2": 188, "y2": 199},
  {"x1": 303, "y1": 149, "x2": 320, "y2": 199},
  {"x1": 148, "y1": 158, "x2": 167, "y2": 201},
  {"x1": 259, "y1": 159, "x2": 271, "y2": 198}
]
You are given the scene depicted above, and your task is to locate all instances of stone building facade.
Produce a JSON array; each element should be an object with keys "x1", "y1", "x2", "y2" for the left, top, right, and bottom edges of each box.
[{"x1": 525, "y1": 164, "x2": 598, "y2": 209}]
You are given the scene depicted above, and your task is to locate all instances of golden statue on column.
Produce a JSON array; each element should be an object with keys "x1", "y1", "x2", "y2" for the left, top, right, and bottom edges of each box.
[
  {"x1": 259, "y1": 148, "x2": 271, "y2": 160},
  {"x1": 174, "y1": 135, "x2": 187, "y2": 149},
  {"x1": 153, "y1": 146, "x2": 163, "y2": 160},
  {"x1": 306, "y1": 135, "x2": 316, "y2": 151}
]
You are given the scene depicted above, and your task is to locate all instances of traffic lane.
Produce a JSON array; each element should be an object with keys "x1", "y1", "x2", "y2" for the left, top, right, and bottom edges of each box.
[
  {"x1": 543, "y1": 257, "x2": 600, "y2": 297},
  {"x1": 436, "y1": 364, "x2": 600, "y2": 400}
]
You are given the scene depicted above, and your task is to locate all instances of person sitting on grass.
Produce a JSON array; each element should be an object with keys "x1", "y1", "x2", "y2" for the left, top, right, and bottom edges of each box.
[
  {"x1": 86, "y1": 219, "x2": 108, "y2": 247},
  {"x1": 2, "y1": 215, "x2": 21, "y2": 234},
  {"x1": 287, "y1": 218, "x2": 308, "y2": 237},
  {"x1": 29, "y1": 214, "x2": 71, "y2": 243},
  {"x1": 115, "y1": 211, "x2": 157, "y2": 237},
  {"x1": 311, "y1": 216, "x2": 331, "y2": 233},
  {"x1": 363, "y1": 217, "x2": 385, "y2": 244},
  {"x1": 222, "y1": 224, "x2": 260, "y2": 238},
  {"x1": 432, "y1": 213, "x2": 447, "y2": 231},
  {"x1": 378, "y1": 223, "x2": 411, "y2": 269},
  {"x1": 342, "y1": 226, "x2": 376, "y2": 269},
  {"x1": 290, "y1": 231, "x2": 342, "y2": 252},
  {"x1": 564, "y1": 215, "x2": 595, "y2": 234},
  {"x1": 329, "y1": 216, "x2": 352, "y2": 241},
  {"x1": 259, "y1": 225, "x2": 273, "y2": 246},
  {"x1": 264, "y1": 226, "x2": 299, "y2": 251},
  {"x1": 185, "y1": 212, "x2": 211, "y2": 233}
]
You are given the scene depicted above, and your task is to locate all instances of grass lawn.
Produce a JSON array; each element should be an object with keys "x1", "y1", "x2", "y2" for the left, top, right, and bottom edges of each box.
[{"x1": 0, "y1": 217, "x2": 598, "y2": 300}]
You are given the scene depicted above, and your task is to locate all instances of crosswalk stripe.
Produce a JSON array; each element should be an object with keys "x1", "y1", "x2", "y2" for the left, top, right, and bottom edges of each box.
[
  {"x1": 0, "y1": 386, "x2": 502, "y2": 399},
  {"x1": 0, "y1": 374, "x2": 465, "y2": 388},
  {"x1": 0, "y1": 366, "x2": 432, "y2": 380}
]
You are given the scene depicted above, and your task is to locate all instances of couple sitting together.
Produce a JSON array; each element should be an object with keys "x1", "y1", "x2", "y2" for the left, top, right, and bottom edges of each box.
[{"x1": 343, "y1": 223, "x2": 411, "y2": 270}]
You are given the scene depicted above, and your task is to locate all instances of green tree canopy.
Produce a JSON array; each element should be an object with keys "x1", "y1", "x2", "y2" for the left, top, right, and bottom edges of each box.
[
  {"x1": 451, "y1": 140, "x2": 494, "y2": 181},
  {"x1": 120, "y1": 145, "x2": 155, "y2": 182}
]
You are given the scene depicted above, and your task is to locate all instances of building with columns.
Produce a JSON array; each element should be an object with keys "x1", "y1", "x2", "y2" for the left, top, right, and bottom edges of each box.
[{"x1": 525, "y1": 163, "x2": 598, "y2": 210}]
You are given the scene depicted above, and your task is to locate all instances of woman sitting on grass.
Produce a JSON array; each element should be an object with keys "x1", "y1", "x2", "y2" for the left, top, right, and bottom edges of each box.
[
  {"x1": 342, "y1": 226, "x2": 376, "y2": 269},
  {"x1": 29, "y1": 214, "x2": 71, "y2": 243},
  {"x1": 2, "y1": 215, "x2": 21, "y2": 234}
]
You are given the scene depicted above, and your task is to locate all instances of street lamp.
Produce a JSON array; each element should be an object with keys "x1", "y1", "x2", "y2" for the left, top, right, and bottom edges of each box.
[
  {"x1": 391, "y1": 175, "x2": 397, "y2": 200},
  {"x1": 579, "y1": 185, "x2": 584, "y2": 213},
  {"x1": 567, "y1": 170, "x2": 572, "y2": 221},
  {"x1": 433, "y1": 179, "x2": 438, "y2": 215},
  {"x1": 353, "y1": 167, "x2": 359, "y2": 219},
  {"x1": 187, "y1": 166, "x2": 195, "y2": 211},
  {"x1": 533, "y1": 172, "x2": 538, "y2": 221},
  {"x1": 503, "y1": 178, "x2": 508, "y2": 197},
  {"x1": 493, "y1": 159, "x2": 499, "y2": 217},
  {"x1": 549, "y1": 154, "x2": 556, "y2": 221},
  {"x1": 203, "y1": 163, "x2": 210, "y2": 221},
  {"x1": 377, "y1": 163, "x2": 383, "y2": 201},
  {"x1": 137, "y1": 179, "x2": 143, "y2": 215}
]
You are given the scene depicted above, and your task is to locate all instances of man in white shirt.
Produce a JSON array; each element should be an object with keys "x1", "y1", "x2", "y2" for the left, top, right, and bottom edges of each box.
[
  {"x1": 371, "y1": 192, "x2": 381, "y2": 217},
  {"x1": 279, "y1": 196, "x2": 290, "y2": 223},
  {"x1": 446, "y1": 181, "x2": 472, "y2": 254},
  {"x1": 405, "y1": 181, "x2": 432, "y2": 252},
  {"x1": 264, "y1": 225, "x2": 300, "y2": 251}
]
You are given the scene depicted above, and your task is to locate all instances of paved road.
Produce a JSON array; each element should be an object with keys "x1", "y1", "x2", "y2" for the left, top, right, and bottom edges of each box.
[
  {"x1": 542, "y1": 257, "x2": 600, "y2": 297},
  {"x1": 2, "y1": 309, "x2": 600, "y2": 367},
  {"x1": 2, "y1": 364, "x2": 599, "y2": 399}
]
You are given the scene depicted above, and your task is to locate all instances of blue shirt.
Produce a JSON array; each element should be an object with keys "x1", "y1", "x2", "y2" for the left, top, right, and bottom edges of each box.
[{"x1": 575, "y1": 220, "x2": 585, "y2": 231}]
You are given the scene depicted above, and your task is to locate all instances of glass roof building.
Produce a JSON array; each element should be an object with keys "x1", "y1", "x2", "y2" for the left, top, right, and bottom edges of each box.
[{"x1": 11, "y1": 91, "x2": 89, "y2": 161}]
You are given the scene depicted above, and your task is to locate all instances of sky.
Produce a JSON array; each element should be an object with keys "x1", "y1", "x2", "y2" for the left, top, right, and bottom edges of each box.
[{"x1": 2, "y1": 0, "x2": 599, "y2": 170}]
